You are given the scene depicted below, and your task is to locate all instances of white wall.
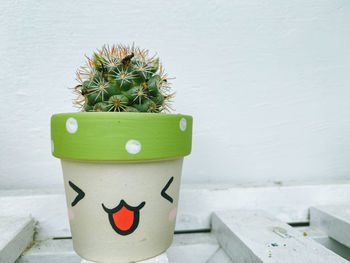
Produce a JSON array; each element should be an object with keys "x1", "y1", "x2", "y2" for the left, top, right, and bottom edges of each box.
[{"x1": 0, "y1": 0, "x2": 349, "y2": 189}]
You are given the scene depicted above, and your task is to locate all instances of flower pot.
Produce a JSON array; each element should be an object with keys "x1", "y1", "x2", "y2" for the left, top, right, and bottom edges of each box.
[{"x1": 51, "y1": 112, "x2": 192, "y2": 263}]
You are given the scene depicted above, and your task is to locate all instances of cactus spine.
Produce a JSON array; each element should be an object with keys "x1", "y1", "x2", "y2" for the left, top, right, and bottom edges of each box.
[{"x1": 74, "y1": 45, "x2": 174, "y2": 113}]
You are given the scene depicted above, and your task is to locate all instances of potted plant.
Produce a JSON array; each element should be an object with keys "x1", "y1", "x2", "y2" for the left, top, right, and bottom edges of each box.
[{"x1": 51, "y1": 44, "x2": 192, "y2": 263}]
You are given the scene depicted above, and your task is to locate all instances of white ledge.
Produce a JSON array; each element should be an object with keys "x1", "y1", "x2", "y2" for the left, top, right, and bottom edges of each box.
[
  {"x1": 0, "y1": 216, "x2": 35, "y2": 263},
  {"x1": 1, "y1": 182, "x2": 350, "y2": 240},
  {"x1": 212, "y1": 210, "x2": 348, "y2": 263},
  {"x1": 310, "y1": 205, "x2": 350, "y2": 247}
]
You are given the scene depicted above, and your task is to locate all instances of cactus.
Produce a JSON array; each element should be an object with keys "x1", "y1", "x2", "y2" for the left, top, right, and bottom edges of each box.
[{"x1": 74, "y1": 44, "x2": 174, "y2": 113}]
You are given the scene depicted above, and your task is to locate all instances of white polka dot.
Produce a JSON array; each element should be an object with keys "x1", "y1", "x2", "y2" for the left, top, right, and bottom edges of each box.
[
  {"x1": 125, "y1": 140, "x2": 141, "y2": 154},
  {"x1": 66, "y1": 117, "x2": 78, "y2": 134},
  {"x1": 51, "y1": 140, "x2": 54, "y2": 153},
  {"x1": 179, "y1": 118, "x2": 187, "y2": 131}
]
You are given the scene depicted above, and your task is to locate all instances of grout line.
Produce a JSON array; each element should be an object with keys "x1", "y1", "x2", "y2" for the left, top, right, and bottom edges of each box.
[
  {"x1": 174, "y1": 229, "x2": 211, "y2": 234},
  {"x1": 288, "y1": 222, "x2": 310, "y2": 227},
  {"x1": 52, "y1": 229, "x2": 212, "y2": 240}
]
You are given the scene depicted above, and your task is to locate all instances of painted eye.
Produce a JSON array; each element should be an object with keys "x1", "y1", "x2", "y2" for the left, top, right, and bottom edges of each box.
[
  {"x1": 69, "y1": 181, "x2": 85, "y2": 207},
  {"x1": 161, "y1": 177, "x2": 174, "y2": 203}
]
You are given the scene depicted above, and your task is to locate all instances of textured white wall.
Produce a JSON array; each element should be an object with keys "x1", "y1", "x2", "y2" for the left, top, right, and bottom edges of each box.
[{"x1": 0, "y1": 0, "x2": 349, "y2": 189}]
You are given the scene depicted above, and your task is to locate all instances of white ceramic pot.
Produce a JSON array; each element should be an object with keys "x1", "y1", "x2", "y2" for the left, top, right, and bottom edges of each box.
[
  {"x1": 51, "y1": 113, "x2": 192, "y2": 263},
  {"x1": 61, "y1": 158, "x2": 183, "y2": 263}
]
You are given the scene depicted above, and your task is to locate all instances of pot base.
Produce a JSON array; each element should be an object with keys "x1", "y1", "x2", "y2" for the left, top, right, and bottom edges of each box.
[{"x1": 81, "y1": 252, "x2": 169, "y2": 263}]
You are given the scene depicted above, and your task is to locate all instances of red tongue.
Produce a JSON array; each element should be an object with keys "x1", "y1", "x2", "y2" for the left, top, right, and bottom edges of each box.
[{"x1": 112, "y1": 206, "x2": 134, "y2": 231}]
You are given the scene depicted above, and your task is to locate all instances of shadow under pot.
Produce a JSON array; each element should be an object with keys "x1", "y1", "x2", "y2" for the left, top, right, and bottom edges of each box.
[{"x1": 51, "y1": 112, "x2": 192, "y2": 263}]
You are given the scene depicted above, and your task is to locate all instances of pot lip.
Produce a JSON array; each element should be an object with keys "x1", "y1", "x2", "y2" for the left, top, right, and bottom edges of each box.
[
  {"x1": 51, "y1": 112, "x2": 193, "y2": 161},
  {"x1": 52, "y1": 112, "x2": 192, "y2": 119}
]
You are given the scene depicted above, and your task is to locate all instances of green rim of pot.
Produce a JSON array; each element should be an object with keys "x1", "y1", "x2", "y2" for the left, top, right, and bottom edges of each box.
[{"x1": 51, "y1": 112, "x2": 192, "y2": 161}]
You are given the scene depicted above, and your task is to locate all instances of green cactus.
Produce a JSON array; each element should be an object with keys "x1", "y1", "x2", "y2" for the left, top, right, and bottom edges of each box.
[{"x1": 74, "y1": 44, "x2": 174, "y2": 113}]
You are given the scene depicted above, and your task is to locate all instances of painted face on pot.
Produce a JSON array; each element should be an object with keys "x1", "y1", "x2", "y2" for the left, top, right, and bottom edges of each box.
[{"x1": 67, "y1": 175, "x2": 176, "y2": 236}]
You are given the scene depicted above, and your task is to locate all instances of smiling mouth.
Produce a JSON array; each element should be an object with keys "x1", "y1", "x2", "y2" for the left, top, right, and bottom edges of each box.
[{"x1": 102, "y1": 200, "x2": 146, "y2": 236}]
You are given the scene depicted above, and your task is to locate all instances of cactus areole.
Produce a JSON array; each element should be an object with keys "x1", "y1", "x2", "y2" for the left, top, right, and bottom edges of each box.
[{"x1": 50, "y1": 45, "x2": 192, "y2": 262}]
